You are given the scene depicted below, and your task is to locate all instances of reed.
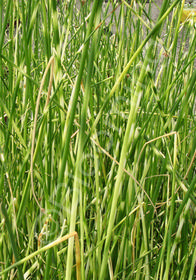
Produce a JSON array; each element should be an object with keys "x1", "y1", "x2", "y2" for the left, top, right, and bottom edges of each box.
[{"x1": 0, "y1": 0, "x2": 195, "y2": 279}]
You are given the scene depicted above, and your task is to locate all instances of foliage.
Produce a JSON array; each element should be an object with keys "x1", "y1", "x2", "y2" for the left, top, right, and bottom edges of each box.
[{"x1": 0, "y1": 0, "x2": 195, "y2": 279}]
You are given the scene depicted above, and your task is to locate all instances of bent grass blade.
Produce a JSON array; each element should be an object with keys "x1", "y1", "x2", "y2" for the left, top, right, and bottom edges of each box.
[{"x1": 0, "y1": 231, "x2": 81, "y2": 280}]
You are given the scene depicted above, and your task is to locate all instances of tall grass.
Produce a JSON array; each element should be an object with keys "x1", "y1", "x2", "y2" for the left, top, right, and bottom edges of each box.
[{"x1": 0, "y1": 0, "x2": 196, "y2": 279}]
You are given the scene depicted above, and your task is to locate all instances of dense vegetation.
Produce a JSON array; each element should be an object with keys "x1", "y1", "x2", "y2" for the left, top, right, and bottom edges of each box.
[{"x1": 0, "y1": 0, "x2": 195, "y2": 279}]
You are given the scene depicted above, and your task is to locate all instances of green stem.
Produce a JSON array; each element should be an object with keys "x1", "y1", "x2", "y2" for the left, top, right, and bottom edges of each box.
[
  {"x1": 44, "y1": 1, "x2": 102, "y2": 279},
  {"x1": 0, "y1": 199, "x2": 24, "y2": 280}
]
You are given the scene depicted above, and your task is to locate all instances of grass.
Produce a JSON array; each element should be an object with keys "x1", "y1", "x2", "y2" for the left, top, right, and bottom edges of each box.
[{"x1": 0, "y1": 0, "x2": 196, "y2": 279}]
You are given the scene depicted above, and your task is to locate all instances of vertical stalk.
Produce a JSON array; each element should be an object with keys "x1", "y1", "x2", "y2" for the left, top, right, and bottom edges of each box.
[
  {"x1": 1, "y1": 199, "x2": 24, "y2": 280},
  {"x1": 44, "y1": 1, "x2": 102, "y2": 279},
  {"x1": 164, "y1": 132, "x2": 178, "y2": 279},
  {"x1": 99, "y1": 0, "x2": 178, "y2": 277}
]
